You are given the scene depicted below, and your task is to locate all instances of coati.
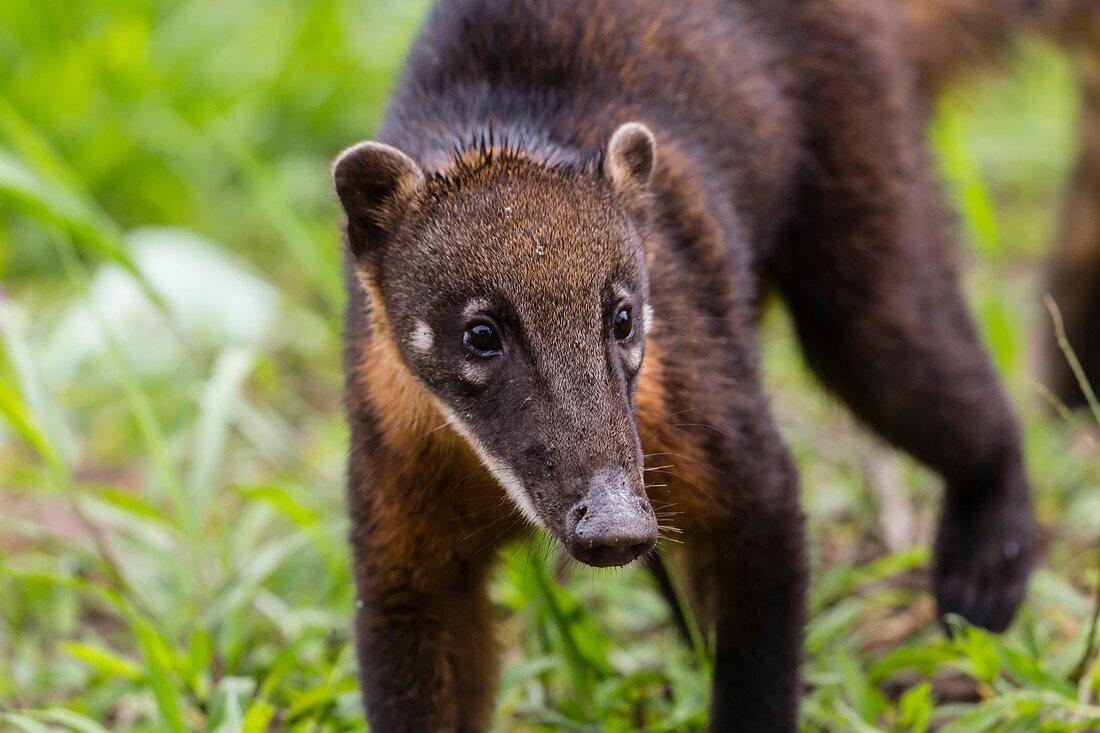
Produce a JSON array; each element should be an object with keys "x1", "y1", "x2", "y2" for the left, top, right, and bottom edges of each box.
[{"x1": 333, "y1": 0, "x2": 1097, "y2": 730}]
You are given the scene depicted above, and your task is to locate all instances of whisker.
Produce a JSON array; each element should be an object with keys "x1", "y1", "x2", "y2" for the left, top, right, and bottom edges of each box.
[
  {"x1": 658, "y1": 469, "x2": 718, "y2": 504},
  {"x1": 462, "y1": 511, "x2": 516, "y2": 543},
  {"x1": 475, "y1": 514, "x2": 525, "y2": 555},
  {"x1": 639, "y1": 407, "x2": 700, "y2": 442},
  {"x1": 662, "y1": 422, "x2": 731, "y2": 439},
  {"x1": 643, "y1": 450, "x2": 720, "y2": 473}
]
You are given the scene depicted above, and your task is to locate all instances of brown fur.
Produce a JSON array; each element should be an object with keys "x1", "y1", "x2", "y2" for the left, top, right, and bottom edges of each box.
[{"x1": 327, "y1": 0, "x2": 1082, "y2": 729}]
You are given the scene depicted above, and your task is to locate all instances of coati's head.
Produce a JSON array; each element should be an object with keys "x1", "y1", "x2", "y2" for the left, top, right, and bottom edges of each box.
[{"x1": 334, "y1": 123, "x2": 658, "y2": 567}]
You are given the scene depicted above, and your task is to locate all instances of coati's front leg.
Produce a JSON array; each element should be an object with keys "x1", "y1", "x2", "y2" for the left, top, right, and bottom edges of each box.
[
  {"x1": 650, "y1": 402, "x2": 806, "y2": 732},
  {"x1": 772, "y1": 6, "x2": 1036, "y2": 631},
  {"x1": 691, "y1": 453, "x2": 806, "y2": 733},
  {"x1": 348, "y1": 450, "x2": 502, "y2": 732},
  {"x1": 353, "y1": 559, "x2": 497, "y2": 732}
]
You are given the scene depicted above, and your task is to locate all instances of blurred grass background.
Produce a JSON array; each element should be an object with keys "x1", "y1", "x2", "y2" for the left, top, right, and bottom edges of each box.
[{"x1": 1, "y1": 1, "x2": 1098, "y2": 731}]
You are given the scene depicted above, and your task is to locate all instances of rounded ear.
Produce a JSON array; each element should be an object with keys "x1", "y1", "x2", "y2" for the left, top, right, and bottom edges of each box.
[
  {"x1": 603, "y1": 122, "x2": 656, "y2": 207},
  {"x1": 332, "y1": 141, "x2": 425, "y2": 266}
]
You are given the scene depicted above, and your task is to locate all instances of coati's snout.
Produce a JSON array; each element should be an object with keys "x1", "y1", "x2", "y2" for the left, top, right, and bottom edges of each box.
[
  {"x1": 565, "y1": 467, "x2": 657, "y2": 567},
  {"x1": 333, "y1": 122, "x2": 660, "y2": 566}
]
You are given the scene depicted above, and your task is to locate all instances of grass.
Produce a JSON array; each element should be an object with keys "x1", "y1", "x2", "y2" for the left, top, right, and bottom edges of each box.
[{"x1": 1, "y1": 2, "x2": 1098, "y2": 730}]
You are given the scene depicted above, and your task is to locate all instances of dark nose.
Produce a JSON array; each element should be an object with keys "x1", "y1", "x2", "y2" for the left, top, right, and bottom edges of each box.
[{"x1": 565, "y1": 468, "x2": 658, "y2": 567}]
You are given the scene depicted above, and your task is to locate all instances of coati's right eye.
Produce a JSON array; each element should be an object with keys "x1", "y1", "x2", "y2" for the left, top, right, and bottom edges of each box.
[
  {"x1": 464, "y1": 322, "x2": 502, "y2": 356},
  {"x1": 613, "y1": 306, "x2": 635, "y2": 342}
]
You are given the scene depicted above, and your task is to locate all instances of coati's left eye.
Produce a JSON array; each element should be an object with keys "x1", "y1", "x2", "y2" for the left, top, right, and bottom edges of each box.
[
  {"x1": 465, "y1": 321, "x2": 503, "y2": 355},
  {"x1": 613, "y1": 306, "x2": 634, "y2": 342}
]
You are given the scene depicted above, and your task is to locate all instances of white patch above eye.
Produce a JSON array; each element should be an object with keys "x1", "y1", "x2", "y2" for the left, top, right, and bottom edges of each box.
[
  {"x1": 463, "y1": 298, "x2": 492, "y2": 319},
  {"x1": 434, "y1": 402, "x2": 543, "y2": 528},
  {"x1": 643, "y1": 304, "x2": 654, "y2": 333},
  {"x1": 411, "y1": 320, "x2": 434, "y2": 352}
]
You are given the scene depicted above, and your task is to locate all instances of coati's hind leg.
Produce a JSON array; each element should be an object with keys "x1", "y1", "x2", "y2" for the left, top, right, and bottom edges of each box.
[
  {"x1": 772, "y1": 6, "x2": 1036, "y2": 631},
  {"x1": 1049, "y1": 32, "x2": 1100, "y2": 407}
]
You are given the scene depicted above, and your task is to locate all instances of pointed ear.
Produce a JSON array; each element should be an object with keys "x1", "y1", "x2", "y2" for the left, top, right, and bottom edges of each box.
[
  {"x1": 332, "y1": 141, "x2": 425, "y2": 267},
  {"x1": 603, "y1": 122, "x2": 656, "y2": 213}
]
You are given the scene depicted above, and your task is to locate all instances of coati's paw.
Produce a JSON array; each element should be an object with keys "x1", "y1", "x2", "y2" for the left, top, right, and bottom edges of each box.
[{"x1": 932, "y1": 481, "x2": 1037, "y2": 633}]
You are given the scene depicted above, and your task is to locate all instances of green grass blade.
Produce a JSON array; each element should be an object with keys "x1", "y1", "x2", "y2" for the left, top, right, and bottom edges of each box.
[
  {"x1": 127, "y1": 611, "x2": 188, "y2": 733},
  {"x1": 531, "y1": 559, "x2": 596, "y2": 712},
  {"x1": 240, "y1": 700, "x2": 276, "y2": 733},
  {"x1": 30, "y1": 709, "x2": 114, "y2": 733},
  {"x1": 0, "y1": 565, "x2": 188, "y2": 733},
  {"x1": 212, "y1": 124, "x2": 343, "y2": 314},
  {"x1": 0, "y1": 713, "x2": 52, "y2": 733},
  {"x1": 0, "y1": 299, "x2": 73, "y2": 473},
  {"x1": 188, "y1": 346, "x2": 255, "y2": 529},
  {"x1": 60, "y1": 641, "x2": 144, "y2": 680},
  {"x1": 658, "y1": 552, "x2": 712, "y2": 672},
  {"x1": 0, "y1": 371, "x2": 61, "y2": 474},
  {"x1": 1045, "y1": 296, "x2": 1100, "y2": 683},
  {"x1": 0, "y1": 148, "x2": 130, "y2": 266},
  {"x1": 930, "y1": 100, "x2": 1001, "y2": 257},
  {"x1": 48, "y1": 233, "x2": 189, "y2": 528}
]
